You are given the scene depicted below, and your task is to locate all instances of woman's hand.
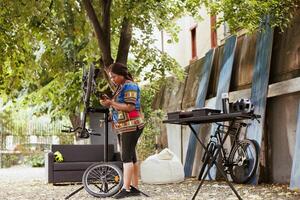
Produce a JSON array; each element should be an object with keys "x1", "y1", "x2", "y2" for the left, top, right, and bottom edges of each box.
[
  {"x1": 100, "y1": 98, "x2": 112, "y2": 107},
  {"x1": 100, "y1": 98, "x2": 135, "y2": 112}
]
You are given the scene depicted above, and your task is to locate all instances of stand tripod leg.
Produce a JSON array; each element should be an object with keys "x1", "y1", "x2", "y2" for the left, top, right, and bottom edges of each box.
[
  {"x1": 65, "y1": 186, "x2": 84, "y2": 200},
  {"x1": 215, "y1": 163, "x2": 242, "y2": 200}
]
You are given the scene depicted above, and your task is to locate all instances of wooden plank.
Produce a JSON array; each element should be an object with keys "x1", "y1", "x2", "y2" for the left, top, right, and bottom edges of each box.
[
  {"x1": 206, "y1": 35, "x2": 237, "y2": 180},
  {"x1": 184, "y1": 48, "x2": 215, "y2": 177},
  {"x1": 210, "y1": 77, "x2": 300, "y2": 104},
  {"x1": 268, "y1": 77, "x2": 300, "y2": 98},
  {"x1": 247, "y1": 19, "x2": 274, "y2": 184},
  {"x1": 290, "y1": 101, "x2": 300, "y2": 191}
]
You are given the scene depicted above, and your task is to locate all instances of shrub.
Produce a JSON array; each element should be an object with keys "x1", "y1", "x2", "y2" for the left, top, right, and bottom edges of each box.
[
  {"x1": 1, "y1": 154, "x2": 19, "y2": 168},
  {"x1": 137, "y1": 110, "x2": 165, "y2": 161},
  {"x1": 24, "y1": 153, "x2": 45, "y2": 167}
]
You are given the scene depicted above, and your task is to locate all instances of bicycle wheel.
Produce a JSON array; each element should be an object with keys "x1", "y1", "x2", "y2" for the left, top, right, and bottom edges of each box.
[
  {"x1": 83, "y1": 64, "x2": 94, "y2": 106},
  {"x1": 82, "y1": 163, "x2": 123, "y2": 198},
  {"x1": 79, "y1": 64, "x2": 95, "y2": 138},
  {"x1": 228, "y1": 139, "x2": 259, "y2": 184},
  {"x1": 198, "y1": 140, "x2": 217, "y2": 180}
]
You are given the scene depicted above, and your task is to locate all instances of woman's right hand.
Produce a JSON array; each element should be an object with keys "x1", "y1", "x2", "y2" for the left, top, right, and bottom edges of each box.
[{"x1": 100, "y1": 98, "x2": 112, "y2": 107}]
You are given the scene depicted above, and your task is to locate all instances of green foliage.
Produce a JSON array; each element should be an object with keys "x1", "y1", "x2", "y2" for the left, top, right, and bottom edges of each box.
[
  {"x1": 137, "y1": 79, "x2": 167, "y2": 160},
  {"x1": 137, "y1": 109, "x2": 165, "y2": 161},
  {"x1": 130, "y1": 36, "x2": 184, "y2": 82},
  {"x1": 0, "y1": 0, "x2": 188, "y2": 122},
  {"x1": 1, "y1": 154, "x2": 19, "y2": 168},
  {"x1": 200, "y1": 0, "x2": 299, "y2": 32},
  {"x1": 1, "y1": 0, "x2": 297, "y2": 126},
  {"x1": 24, "y1": 152, "x2": 45, "y2": 167},
  {"x1": 21, "y1": 70, "x2": 83, "y2": 119}
]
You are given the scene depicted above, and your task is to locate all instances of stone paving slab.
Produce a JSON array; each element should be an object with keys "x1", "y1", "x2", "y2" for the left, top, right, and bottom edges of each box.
[{"x1": 0, "y1": 166, "x2": 300, "y2": 200}]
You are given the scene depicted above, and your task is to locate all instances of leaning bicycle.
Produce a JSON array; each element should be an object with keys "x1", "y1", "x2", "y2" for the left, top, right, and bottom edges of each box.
[{"x1": 199, "y1": 117, "x2": 259, "y2": 184}]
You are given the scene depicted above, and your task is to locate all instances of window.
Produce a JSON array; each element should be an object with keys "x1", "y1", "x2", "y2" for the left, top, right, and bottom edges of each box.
[
  {"x1": 191, "y1": 26, "x2": 197, "y2": 60},
  {"x1": 210, "y1": 15, "x2": 218, "y2": 48}
]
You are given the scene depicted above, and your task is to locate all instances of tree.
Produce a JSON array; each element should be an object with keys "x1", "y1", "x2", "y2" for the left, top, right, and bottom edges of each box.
[
  {"x1": 0, "y1": 0, "x2": 189, "y2": 125},
  {"x1": 0, "y1": 0, "x2": 95, "y2": 126},
  {"x1": 0, "y1": 0, "x2": 298, "y2": 126}
]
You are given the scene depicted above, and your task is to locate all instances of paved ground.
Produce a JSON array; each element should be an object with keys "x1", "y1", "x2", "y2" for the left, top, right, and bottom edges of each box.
[{"x1": 0, "y1": 166, "x2": 300, "y2": 200}]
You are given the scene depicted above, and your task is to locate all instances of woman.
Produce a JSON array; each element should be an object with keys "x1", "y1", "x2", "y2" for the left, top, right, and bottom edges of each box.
[{"x1": 100, "y1": 62, "x2": 145, "y2": 199}]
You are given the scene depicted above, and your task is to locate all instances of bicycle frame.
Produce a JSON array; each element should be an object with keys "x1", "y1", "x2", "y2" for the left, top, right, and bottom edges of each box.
[{"x1": 212, "y1": 121, "x2": 245, "y2": 170}]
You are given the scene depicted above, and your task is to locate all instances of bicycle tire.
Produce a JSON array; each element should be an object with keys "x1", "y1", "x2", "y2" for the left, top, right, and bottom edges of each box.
[
  {"x1": 82, "y1": 163, "x2": 123, "y2": 198},
  {"x1": 84, "y1": 64, "x2": 94, "y2": 106},
  {"x1": 228, "y1": 139, "x2": 259, "y2": 184},
  {"x1": 198, "y1": 141, "x2": 217, "y2": 180},
  {"x1": 81, "y1": 64, "x2": 95, "y2": 132}
]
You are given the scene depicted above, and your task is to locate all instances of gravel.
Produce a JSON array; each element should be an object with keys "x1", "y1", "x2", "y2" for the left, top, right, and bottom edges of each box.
[{"x1": 0, "y1": 166, "x2": 299, "y2": 200}]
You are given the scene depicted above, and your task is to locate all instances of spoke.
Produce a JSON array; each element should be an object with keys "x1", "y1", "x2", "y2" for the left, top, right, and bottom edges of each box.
[
  {"x1": 88, "y1": 173, "x2": 99, "y2": 179},
  {"x1": 94, "y1": 167, "x2": 104, "y2": 177},
  {"x1": 87, "y1": 177, "x2": 98, "y2": 183},
  {"x1": 88, "y1": 171, "x2": 100, "y2": 180}
]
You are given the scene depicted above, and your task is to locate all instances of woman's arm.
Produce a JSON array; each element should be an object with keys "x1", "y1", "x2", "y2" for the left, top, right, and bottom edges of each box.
[{"x1": 100, "y1": 99, "x2": 135, "y2": 112}]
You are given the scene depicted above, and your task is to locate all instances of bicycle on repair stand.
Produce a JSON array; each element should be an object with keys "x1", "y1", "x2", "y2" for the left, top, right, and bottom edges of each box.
[{"x1": 62, "y1": 64, "x2": 124, "y2": 199}]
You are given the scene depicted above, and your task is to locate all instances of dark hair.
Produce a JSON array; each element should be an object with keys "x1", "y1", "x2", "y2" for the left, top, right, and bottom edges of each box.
[{"x1": 109, "y1": 62, "x2": 133, "y2": 81}]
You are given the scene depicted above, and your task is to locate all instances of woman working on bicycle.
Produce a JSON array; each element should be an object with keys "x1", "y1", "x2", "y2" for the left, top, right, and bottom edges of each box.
[{"x1": 100, "y1": 62, "x2": 144, "y2": 199}]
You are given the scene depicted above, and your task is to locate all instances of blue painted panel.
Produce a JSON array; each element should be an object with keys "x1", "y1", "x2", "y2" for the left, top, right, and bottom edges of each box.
[
  {"x1": 207, "y1": 35, "x2": 237, "y2": 180},
  {"x1": 184, "y1": 49, "x2": 215, "y2": 177},
  {"x1": 215, "y1": 36, "x2": 237, "y2": 110},
  {"x1": 290, "y1": 101, "x2": 300, "y2": 190},
  {"x1": 247, "y1": 19, "x2": 274, "y2": 184}
]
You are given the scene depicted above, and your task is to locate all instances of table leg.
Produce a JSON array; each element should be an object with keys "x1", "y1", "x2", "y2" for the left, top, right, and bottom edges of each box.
[
  {"x1": 188, "y1": 124, "x2": 206, "y2": 150},
  {"x1": 191, "y1": 141, "x2": 219, "y2": 200}
]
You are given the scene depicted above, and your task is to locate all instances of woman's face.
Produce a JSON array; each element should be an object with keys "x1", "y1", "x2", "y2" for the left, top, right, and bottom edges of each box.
[{"x1": 110, "y1": 72, "x2": 124, "y2": 85}]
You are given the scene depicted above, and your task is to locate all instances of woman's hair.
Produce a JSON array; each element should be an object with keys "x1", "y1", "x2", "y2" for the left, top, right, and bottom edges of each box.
[{"x1": 109, "y1": 62, "x2": 133, "y2": 81}]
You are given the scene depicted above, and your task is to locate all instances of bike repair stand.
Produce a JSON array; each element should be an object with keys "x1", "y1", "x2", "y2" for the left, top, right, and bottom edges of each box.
[
  {"x1": 65, "y1": 108, "x2": 109, "y2": 200},
  {"x1": 189, "y1": 123, "x2": 243, "y2": 200}
]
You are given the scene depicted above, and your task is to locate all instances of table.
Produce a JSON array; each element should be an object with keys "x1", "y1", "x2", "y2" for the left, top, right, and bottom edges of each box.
[{"x1": 163, "y1": 112, "x2": 260, "y2": 200}]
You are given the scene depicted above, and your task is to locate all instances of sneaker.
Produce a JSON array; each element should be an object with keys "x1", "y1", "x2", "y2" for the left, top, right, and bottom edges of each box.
[
  {"x1": 114, "y1": 189, "x2": 131, "y2": 199},
  {"x1": 130, "y1": 186, "x2": 149, "y2": 197},
  {"x1": 130, "y1": 186, "x2": 141, "y2": 196}
]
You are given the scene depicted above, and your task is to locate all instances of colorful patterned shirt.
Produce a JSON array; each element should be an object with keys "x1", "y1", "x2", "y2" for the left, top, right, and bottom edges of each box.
[{"x1": 111, "y1": 81, "x2": 145, "y2": 133}]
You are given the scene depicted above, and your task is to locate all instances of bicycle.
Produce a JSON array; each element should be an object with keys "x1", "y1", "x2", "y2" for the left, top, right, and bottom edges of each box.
[
  {"x1": 62, "y1": 64, "x2": 148, "y2": 199},
  {"x1": 199, "y1": 119, "x2": 259, "y2": 184},
  {"x1": 61, "y1": 64, "x2": 124, "y2": 199}
]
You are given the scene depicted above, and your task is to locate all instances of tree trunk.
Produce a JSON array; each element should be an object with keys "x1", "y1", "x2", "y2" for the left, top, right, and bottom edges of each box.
[
  {"x1": 116, "y1": 18, "x2": 132, "y2": 65},
  {"x1": 82, "y1": 0, "x2": 113, "y2": 67},
  {"x1": 82, "y1": 0, "x2": 133, "y2": 91}
]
